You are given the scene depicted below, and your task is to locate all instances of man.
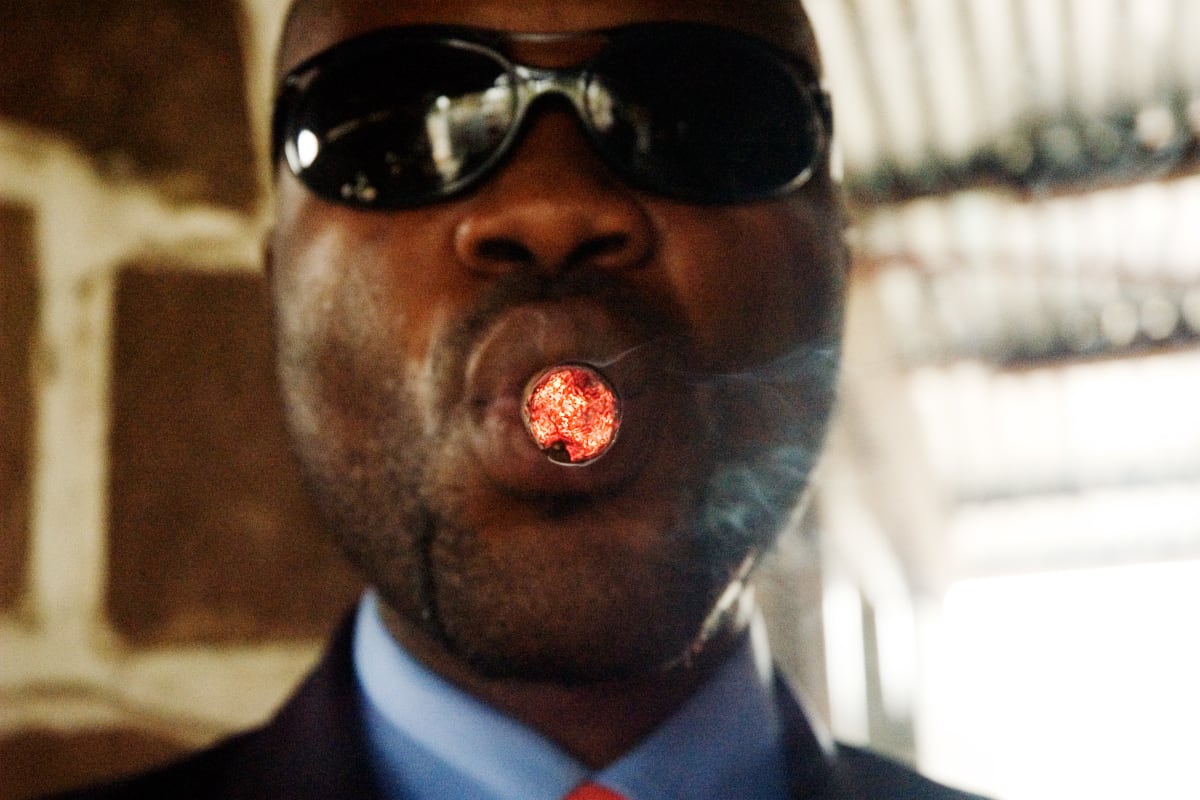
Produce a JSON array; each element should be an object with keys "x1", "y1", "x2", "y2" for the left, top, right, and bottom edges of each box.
[{"x1": 62, "y1": 0, "x2": 984, "y2": 797}]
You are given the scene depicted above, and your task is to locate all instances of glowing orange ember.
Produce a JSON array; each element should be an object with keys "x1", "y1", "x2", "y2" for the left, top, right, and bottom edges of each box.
[{"x1": 523, "y1": 364, "x2": 620, "y2": 464}]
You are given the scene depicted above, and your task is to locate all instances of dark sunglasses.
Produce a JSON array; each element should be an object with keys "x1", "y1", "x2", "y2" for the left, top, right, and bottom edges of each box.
[{"x1": 272, "y1": 22, "x2": 832, "y2": 209}]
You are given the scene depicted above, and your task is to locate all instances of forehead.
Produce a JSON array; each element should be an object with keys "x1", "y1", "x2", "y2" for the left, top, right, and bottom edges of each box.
[{"x1": 278, "y1": 0, "x2": 817, "y2": 78}]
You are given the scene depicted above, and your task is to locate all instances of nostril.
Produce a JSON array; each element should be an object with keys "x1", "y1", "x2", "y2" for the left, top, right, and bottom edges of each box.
[
  {"x1": 467, "y1": 233, "x2": 639, "y2": 275},
  {"x1": 567, "y1": 234, "x2": 631, "y2": 269},
  {"x1": 475, "y1": 238, "x2": 535, "y2": 266}
]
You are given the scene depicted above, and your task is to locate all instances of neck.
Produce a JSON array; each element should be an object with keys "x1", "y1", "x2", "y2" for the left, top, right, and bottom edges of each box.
[{"x1": 376, "y1": 592, "x2": 756, "y2": 769}]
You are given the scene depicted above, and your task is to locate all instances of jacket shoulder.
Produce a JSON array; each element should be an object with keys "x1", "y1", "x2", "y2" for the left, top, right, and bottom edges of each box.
[{"x1": 827, "y1": 744, "x2": 990, "y2": 800}]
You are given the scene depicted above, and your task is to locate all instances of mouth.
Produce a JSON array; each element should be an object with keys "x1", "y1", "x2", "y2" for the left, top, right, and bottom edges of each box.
[{"x1": 461, "y1": 299, "x2": 678, "y2": 497}]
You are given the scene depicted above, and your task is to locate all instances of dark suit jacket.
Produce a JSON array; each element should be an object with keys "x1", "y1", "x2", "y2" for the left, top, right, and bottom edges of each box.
[{"x1": 55, "y1": 619, "x2": 987, "y2": 799}]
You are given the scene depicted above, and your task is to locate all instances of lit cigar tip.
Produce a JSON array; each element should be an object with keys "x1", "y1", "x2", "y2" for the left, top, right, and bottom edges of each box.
[{"x1": 522, "y1": 364, "x2": 620, "y2": 465}]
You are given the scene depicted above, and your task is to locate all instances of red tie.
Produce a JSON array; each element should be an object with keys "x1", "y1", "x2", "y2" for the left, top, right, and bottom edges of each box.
[{"x1": 562, "y1": 782, "x2": 630, "y2": 800}]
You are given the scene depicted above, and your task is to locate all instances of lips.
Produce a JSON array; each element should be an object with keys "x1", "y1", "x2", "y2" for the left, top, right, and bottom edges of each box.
[{"x1": 462, "y1": 299, "x2": 664, "y2": 495}]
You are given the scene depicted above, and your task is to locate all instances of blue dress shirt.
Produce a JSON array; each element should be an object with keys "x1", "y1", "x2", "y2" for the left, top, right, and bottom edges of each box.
[{"x1": 352, "y1": 591, "x2": 791, "y2": 800}]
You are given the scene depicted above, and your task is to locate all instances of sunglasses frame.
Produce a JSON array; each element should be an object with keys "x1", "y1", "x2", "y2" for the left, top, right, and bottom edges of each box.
[{"x1": 272, "y1": 22, "x2": 834, "y2": 208}]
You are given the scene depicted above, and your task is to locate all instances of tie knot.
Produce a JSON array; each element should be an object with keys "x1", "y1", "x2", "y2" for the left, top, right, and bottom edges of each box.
[{"x1": 562, "y1": 782, "x2": 629, "y2": 800}]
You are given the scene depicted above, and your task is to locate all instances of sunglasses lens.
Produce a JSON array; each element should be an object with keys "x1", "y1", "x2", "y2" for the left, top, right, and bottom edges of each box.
[
  {"x1": 282, "y1": 40, "x2": 515, "y2": 207},
  {"x1": 277, "y1": 25, "x2": 826, "y2": 208},
  {"x1": 588, "y1": 29, "x2": 824, "y2": 202}
]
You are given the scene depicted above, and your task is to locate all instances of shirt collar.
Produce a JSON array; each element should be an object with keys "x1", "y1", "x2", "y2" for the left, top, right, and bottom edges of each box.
[{"x1": 353, "y1": 591, "x2": 790, "y2": 800}]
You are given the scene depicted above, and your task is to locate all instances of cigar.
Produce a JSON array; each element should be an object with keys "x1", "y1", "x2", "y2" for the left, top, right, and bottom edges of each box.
[{"x1": 522, "y1": 363, "x2": 620, "y2": 465}]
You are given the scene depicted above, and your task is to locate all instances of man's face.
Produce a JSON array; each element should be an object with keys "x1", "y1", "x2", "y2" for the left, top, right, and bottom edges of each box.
[{"x1": 270, "y1": 0, "x2": 845, "y2": 683}]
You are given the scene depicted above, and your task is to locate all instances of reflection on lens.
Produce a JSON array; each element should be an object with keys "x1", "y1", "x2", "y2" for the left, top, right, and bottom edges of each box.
[
  {"x1": 296, "y1": 129, "x2": 320, "y2": 168},
  {"x1": 424, "y1": 83, "x2": 516, "y2": 185}
]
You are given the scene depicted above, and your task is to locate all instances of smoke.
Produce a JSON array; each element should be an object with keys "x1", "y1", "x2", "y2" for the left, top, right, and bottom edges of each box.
[
  {"x1": 689, "y1": 342, "x2": 840, "y2": 560},
  {"x1": 598, "y1": 335, "x2": 839, "y2": 552}
]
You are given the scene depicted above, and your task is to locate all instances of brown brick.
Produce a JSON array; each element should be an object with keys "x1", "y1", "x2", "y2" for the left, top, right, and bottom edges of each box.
[
  {"x1": 107, "y1": 267, "x2": 361, "y2": 645},
  {"x1": 0, "y1": 727, "x2": 189, "y2": 799},
  {"x1": 0, "y1": 205, "x2": 36, "y2": 610},
  {"x1": 0, "y1": 1, "x2": 258, "y2": 210}
]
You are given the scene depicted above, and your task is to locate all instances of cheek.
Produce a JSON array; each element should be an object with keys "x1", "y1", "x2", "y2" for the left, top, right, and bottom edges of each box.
[
  {"x1": 270, "y1": 200, "x2": 471, "y2": 379},
  {"x1": 656, "y1": 201, "x2": 844, "y2": 367},
  {"x1": 270, "y1": 212, "x2": 451, "y2": 448}
]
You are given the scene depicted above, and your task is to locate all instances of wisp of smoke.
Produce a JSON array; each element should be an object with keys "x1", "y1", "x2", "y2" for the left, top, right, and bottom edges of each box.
[
  {"x1": 600, "y1": 335, "x2": 840, "y2": 556},
  {"x1": 691, "y1": 341, "x2": 840, "y2": 557}
]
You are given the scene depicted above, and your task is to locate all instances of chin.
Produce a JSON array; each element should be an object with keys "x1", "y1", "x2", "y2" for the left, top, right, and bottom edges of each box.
[
  {"x1": 406, "y1": 483, "x2": 771, "y2": 685},
  {"x1": 438, "y1": 595, "x2": 731, "y2": 686}
]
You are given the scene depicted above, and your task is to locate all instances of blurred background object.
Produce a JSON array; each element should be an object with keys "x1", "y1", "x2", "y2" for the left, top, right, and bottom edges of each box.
[
  {"x1": 1, "y1": 1, "x2": 1197, "y2": 799},
  {"x1": 800, "y1": 2, "x2": 1200, "y2": 798}
]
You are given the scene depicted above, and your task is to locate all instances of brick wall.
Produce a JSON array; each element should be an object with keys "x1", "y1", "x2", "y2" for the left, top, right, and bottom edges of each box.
[{"x1": 0, "y1": 4, "x2": 364, "y2": 797}]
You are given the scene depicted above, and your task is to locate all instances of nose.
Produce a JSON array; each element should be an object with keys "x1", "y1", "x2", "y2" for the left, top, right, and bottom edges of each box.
[{"x1": 453, "y1": 111, "x2": 655, "y2": 277}]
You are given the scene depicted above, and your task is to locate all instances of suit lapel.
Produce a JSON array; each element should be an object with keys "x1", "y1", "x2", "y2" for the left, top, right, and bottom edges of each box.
[
  {"x1": 230, "y1": 615, "x2": 385, "y2": 799},
  {"x1": 774, "y1": 673, "x2": 840, "y2": 798}
]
